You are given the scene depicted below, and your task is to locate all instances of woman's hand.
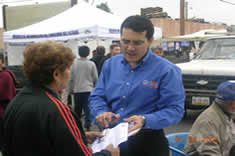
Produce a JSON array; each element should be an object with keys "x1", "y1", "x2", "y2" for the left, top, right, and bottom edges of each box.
[
  {"x1": 85, "y1": 131, "x2": 104, "y2": 144},
  {"x1": 105, "y1": 144, "x2": 120, "y2": 156}
]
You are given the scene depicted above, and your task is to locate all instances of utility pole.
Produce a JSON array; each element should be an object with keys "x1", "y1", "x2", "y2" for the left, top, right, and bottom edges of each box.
[
  {"x1": 220, "y1": 0, "x2": 235, "y2": 5},
  {"x1": 180, "y1": 0, "x2": 185, "y2": 35},
  {"x1": 0, "y1": 5, "x2": 7, "y2": 51},
  {"x1": 71, "y1": 0, "x2": 77, "y2": 7},
  {"x1": 185, "y1": 1, "x2": 188, "y2": 20},
  {"x1": 2, "y1": 5, "x2": 7, "y2": 30}
]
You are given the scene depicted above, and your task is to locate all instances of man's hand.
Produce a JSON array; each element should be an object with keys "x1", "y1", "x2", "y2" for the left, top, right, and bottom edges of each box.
[
  {"x1": 96, "y1": 112, "x2": 120, "y2": 128},
  {"x1": 105, "y1": 144, "x2": 120, "y2": 156},
  {"x1": 85, "y1": 131, "x2": 103, "y2": 144},
  {"x1": 123, "y1": 115, "x2": 145, "y2": 134}
]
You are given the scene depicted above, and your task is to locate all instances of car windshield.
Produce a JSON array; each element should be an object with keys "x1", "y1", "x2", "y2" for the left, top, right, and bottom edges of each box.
[{"x1": 195, "y1": 38, "x2": 235, "y2": 60}]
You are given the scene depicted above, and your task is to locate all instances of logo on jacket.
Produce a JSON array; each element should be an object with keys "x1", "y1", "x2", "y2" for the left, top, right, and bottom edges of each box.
[{"x1": 143, "y1": 80, "x2": 158, "y2": 88}]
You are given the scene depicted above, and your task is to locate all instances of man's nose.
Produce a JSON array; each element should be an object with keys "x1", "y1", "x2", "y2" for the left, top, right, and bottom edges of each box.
[{"x1": 127, "y1": 44, "x2": 135, "y2": 51}]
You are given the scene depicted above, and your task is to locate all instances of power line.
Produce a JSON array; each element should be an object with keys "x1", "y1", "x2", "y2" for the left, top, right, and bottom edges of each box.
[
  {"x1": 220, "y1": 0, "x2": 235, "y2": 5},
  {"x1": 0, "y1": 0, "x2": 33, "y2": 4}
]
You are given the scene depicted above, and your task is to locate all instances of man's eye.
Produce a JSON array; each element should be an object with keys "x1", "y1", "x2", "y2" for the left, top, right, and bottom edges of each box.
[{"x1": 133, "y1": 41, "x2": 144, "y2": 46}]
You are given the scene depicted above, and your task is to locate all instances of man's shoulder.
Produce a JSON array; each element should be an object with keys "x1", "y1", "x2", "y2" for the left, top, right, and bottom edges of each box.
[
  {"x1": 193, "y1": 105, "x2": 221, "y2": 126},
  {"x1": 105, "y1": 54, "x2": 123, "y2": 64},
  {"x1": 150, "y1": 53, "x2": 176, "y2": 66},
  {"x1": 149, "y1": 54, "x2": 181, "y2": 74},
  {"x1": 74, "y1": 59, "x2": 95, "y2": 65}
]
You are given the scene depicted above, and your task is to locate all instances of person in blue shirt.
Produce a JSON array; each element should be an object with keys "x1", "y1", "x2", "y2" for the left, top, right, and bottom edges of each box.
[{"x1": 89, "y1": 15, "x2": 185, "y2": 156}]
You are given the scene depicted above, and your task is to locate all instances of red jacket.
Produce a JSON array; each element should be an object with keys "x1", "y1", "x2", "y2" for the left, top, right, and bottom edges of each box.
[{"x1": 0, "y1": 69, "x2": 16, "y2": 118}]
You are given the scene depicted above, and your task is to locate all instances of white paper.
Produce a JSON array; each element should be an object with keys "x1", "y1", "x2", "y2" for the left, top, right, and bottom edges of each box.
[{"x1": 92, "y1": 122, "x2": 142, "y2": 153}]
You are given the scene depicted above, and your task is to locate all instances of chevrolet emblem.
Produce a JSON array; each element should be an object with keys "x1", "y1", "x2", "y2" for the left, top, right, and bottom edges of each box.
[{"x1": 196, "y1": 80, "x2": 208, "y2": 85}]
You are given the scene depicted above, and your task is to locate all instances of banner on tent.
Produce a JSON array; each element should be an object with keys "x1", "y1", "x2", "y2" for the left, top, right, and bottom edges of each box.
[{"x1": 12, "y1": 30, "x2": 80, "y2": 39}]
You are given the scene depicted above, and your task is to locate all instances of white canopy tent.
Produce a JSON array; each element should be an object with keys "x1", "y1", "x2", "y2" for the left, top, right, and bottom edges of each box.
[
  {"x1": 4, "y1": 1, "x2": 162, "y2": 43},
  {"x1": 4, "y1": 1, "x2": 163, "y2": 43},
  {"x1": 4, "y1": 1, "x2": 123, "y2": 43},
  {"x1": 4, "y1": 1, "x2": 162, "y2": 65}
]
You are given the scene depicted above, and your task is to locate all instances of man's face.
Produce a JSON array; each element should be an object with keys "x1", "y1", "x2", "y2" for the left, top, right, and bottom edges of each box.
[
  {"x1": 227, "y1": 100, "x2": 235, "y2": 113},
  {"x1": 54, "y1": 65, "x2": 72, "y2": 94},
  {"x1": 121, "y1": 28, "x2": 153, "y2": 67},
  {"x1": 111, "y1": 46, "x2": 121, "y2": 56}
]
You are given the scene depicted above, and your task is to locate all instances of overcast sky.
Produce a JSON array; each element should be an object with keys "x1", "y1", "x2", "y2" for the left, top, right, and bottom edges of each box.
[
  {"x1": 1, "y1": 0, "x2": 235, "y2": 26},
  {"x1": 104, "y1": 0, "x2": 235, "y2": 25}
]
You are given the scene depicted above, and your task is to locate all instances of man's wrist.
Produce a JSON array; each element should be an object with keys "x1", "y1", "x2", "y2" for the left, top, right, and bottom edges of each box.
[{"x1": 140, "y1": 115, "x2": 146, "y2": 127}]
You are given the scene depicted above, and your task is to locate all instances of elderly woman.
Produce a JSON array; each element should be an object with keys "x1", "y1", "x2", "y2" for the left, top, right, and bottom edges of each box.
[{"x1": 2, "y1": 41, "x2": 119, "y2": 156}]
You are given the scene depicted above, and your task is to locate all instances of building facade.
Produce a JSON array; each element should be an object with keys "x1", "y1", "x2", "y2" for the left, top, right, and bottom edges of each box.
[{"x1": 151, "y1": 18, "x2": 227, "y2": 37}]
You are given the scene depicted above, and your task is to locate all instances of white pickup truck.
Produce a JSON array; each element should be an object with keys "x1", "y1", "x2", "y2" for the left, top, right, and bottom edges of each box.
[{"x1": 176, "y1": 36, "x2": 235, "y2": 115}]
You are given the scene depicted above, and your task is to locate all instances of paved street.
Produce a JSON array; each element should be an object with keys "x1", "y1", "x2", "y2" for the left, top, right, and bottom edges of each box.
[{"x1": 164, "y1": 109, "x2": 203, "y2": 135}]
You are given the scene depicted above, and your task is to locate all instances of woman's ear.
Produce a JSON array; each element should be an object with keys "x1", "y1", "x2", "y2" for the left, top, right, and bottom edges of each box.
[{"x1": 53, "y1": 69, "x2": 60, "y2": 82}]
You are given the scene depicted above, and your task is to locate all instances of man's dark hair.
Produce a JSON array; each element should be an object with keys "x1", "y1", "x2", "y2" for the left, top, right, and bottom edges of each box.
[
  {"x1": 120, "y1": 15, "x2": 154, "y2": 40},
  {"x1": 96, "y1": 46, "x2": 105, "y2": 56},
  {"x1": 78, "y1": 46, "x2": 90, "y2": 57}
]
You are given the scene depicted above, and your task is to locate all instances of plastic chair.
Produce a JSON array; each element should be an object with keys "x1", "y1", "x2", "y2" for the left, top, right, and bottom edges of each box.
[{"x1": 166, "y1": 132, "x2": 189, "y2": 156}]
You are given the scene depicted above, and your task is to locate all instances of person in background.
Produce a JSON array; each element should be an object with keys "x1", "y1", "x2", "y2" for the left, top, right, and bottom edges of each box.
[
  {"x1": 90, "y1": 46, "x2": 106, "y2": 75},
  {"x1": 89, "y1": 15, "x2": 185, "y2": 156},
  {"x1": 109, "y1": 43, "x2": 121, "y2": 57},
  {"x1": 0, "y1": 53, "x2": 17, "y2": 149},
  {"x1": 99, "y1": 43, "x2": 121, "y2": 71},
  {"x1": 69, "y1": 45, "x2": 98, "y2": 131},
  {"x1": 2, "y1": 41, "x2": 119, "y2": 156},
  {"x1": 151, "y1": 45, "x2": 164, "y2": 57},
  {"x1": 0, "y1": 53, "x2": 17, "y2": 119},
  {"x1": 90, "y1": 49, "x2": 97, "y2": 61},
  {"x1": 184, "y1": 81, "x2": 235, "y2": 156}
]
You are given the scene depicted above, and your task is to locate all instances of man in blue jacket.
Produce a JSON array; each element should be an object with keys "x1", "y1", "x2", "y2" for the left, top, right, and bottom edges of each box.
[{"x1": 89, "y1": 15, "x2": 185, "y2": 156}]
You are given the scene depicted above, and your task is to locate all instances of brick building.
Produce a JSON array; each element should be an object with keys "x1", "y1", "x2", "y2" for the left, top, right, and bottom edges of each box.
[{"x1": 141, "y1": 7, "x2": 227, "y2": 37}]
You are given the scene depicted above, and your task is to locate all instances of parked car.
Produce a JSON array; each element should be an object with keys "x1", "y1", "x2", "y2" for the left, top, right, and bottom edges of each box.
[{"x1": 176, "y1": 36, "x2": 235, "y2": 116}]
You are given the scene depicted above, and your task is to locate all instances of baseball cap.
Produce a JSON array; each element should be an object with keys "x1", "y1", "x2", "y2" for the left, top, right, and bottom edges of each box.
[{"x1": 216, "y1": 81, "x2": 235, "y2": 101}]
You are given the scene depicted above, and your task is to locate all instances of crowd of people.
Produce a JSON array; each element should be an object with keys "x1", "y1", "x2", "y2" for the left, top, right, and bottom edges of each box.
[{"x1": 0, "y1": 15, "x2": 234, "y2": 156}]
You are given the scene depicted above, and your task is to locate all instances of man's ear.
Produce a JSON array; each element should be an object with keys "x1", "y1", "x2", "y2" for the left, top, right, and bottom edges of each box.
[{"x1": 148, "y1": 37, "x2": 154, "y2": 47}]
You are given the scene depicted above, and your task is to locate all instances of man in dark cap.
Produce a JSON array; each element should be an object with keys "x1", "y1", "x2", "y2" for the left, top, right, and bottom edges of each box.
[{"x1": 184, "y1": 81, "x2": 235, "y2": 156}]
